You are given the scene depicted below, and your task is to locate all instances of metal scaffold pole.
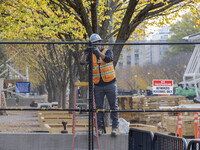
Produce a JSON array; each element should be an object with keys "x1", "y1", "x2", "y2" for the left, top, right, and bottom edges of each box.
[{"x1": 88, "y1": 42, "x2": 94, "y2": 150}]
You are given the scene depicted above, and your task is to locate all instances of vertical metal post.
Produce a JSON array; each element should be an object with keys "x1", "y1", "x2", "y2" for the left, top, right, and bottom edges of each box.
[
  {"x1": 0, "y1": 79, "x2": 3, "y2": 107},
  {"x1": 26, "y1": 66, "x2": 29, "y2": 97},
  {"x1": 88, "y1": 42, "x2": 94, "y2": 150},
  {"x1": 7, "y1": 61, "x2": 10, "y2": 79}
]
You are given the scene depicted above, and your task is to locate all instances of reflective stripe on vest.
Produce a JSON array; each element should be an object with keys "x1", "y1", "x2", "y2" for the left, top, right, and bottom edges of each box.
[{"x1": 93, "y1": 49, "x2": 115, "y2": 84}]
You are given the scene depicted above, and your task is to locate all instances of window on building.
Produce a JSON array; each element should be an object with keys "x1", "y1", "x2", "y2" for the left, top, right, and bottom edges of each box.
[
  {"x1": 118, "y1": 53, "x2": 123, "y2": 67},
  {"x1": 119, "y1": 62, "x2": 123, "y2": 67},
  {"x1": 135, "y1": 53, "x2": 139, "y2": 65},
  {"x1": 126, "y1": 48, "x2": 131, "y2": 53},
  {"x1": 127, "y1": 55, "x2": 131, "y2": 65},
  {"x1": 135, "y1": 45, "x2": 139, "y2": 53}
]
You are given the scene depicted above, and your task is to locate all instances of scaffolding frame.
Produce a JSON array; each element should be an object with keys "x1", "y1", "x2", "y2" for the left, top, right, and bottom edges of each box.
[{"x1": 182, "y1": 33, "x2": 200, "y2": 98}]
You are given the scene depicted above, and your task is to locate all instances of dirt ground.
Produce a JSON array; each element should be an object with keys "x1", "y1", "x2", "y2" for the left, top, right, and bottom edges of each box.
[{"x1": 0, "y1": 110, "x2": 41, "y2": 133}]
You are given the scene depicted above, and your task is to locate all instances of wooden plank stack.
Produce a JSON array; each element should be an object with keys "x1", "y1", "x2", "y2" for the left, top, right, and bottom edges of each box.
[
  {"x1": 38, "y1": 111, "x2": 119, "y2": 134},
  {"x1": 38, "y1": 111, "x2": 74, "y2": 133},
  {"x1": 37, "y1": 95, "x2": 195, "y2": 134},
  {"x1": 118, "y1": 95, "x2": 189, "y2": 123}
]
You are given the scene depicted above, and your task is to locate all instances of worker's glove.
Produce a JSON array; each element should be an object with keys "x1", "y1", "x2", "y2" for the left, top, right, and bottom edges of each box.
[{"x1": 94, "y1": 46, "x2": 101, "y2": 57}]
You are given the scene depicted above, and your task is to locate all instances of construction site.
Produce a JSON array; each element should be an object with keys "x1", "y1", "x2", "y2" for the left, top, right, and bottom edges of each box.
[
  {"x1": 0, "y1": 36, "x2": 200, "y2": 150},
  {"x1": 0, "y1": 93, "x2": 199, "y2": 149},
  {"x1": 2, "y1": 1, "x2": 200, "y2": 150}
]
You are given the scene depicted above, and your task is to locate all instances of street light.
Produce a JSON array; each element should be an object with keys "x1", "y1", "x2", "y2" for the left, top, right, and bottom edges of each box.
[
  {"x1": 134, "y1": 75, "x2": 137, "y2": 92},
  {"x1": 163, "y1": 68, "x2": 165, "y2": 79}
]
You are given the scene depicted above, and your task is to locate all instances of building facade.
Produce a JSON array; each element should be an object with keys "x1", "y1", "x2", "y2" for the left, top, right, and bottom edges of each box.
[{"x1": 116, "y1": 26, "x2": 171, "y2": 68}]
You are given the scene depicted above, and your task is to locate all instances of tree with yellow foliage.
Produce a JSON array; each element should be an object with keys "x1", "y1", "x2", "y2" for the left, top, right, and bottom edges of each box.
[{"x1": 1, "y1": 0, "x2": 200, "y2": 108}]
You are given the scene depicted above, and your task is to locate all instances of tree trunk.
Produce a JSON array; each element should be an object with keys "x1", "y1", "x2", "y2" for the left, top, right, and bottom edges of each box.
[
  {"x1": 56, "y1": 85, "x2": 62, "y2": 108},
  {"x1": 68, "y1": 49, "x2": 74, "y2": 109},
  {"x1": 62, "y1": 85, "x2": 67, "y2": 108},
  {"x1": 38, "y1": 83, "x2": 46, "y2": 95},
  {"x1": 47, "y1": 87, "x2": 53, "y2": 103},
  {"x1": 46, "y1": 78, "x2": 53, "y2": 103},
  {"x1": 69, "y1": 78, "x2": 74, "y2": 109},
  {"x1": 52, "y1": 78, "x2": 62, "y2": 107}
]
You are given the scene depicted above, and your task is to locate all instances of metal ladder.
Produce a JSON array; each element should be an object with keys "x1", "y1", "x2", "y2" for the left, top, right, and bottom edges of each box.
[{"x1": 72, "y1": 82, "x2": 100, "y2": 150}]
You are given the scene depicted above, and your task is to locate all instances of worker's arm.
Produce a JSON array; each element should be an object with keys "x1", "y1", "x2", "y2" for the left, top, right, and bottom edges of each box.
[
  {"x1": 98, "y1": 51, "x2": 105, "y2": 60},
  {"x1": 103, "y1": 50, "x2": 113, "y2": 63},
  {"x1": 94, "y1": 46, "x2": 105, "y2": 60},
  {"x1": 100, "y1": 53, "x2": 106, "y2": 60}
]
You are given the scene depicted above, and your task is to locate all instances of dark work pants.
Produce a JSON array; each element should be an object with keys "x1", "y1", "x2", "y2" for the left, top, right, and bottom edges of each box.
[{"x1": 94, "y1": 82, "x2": 119, "y2": 129}]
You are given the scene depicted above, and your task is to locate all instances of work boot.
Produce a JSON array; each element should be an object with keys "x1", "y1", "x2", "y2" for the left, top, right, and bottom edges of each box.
[
  {"x1": 98, "y1": 129, "x2": 103, "y2": 136},
  {"x1": 111, "y1": 128, "x2": 117, "y2": 136}
]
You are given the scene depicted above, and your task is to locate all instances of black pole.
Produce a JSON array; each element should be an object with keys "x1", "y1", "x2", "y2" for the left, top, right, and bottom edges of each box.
[
  {"x1": 1, "y1": 41, "x2": 200, "y2": 45},
  {"x1": 88, "y1": 42, "x2": 94, "y2": 150}
]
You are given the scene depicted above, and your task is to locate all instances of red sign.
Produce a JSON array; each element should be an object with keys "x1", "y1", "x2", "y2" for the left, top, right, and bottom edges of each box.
[
  {"x1": 153, "y1": 80, "x2": 173, "y2": 86},
  {"x1": 153, "y1": 80, "x2": 173, "y2": 95}
]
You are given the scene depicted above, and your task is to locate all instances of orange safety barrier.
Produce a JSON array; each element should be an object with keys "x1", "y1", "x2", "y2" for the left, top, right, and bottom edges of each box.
[
  {"x1": 194, "y1": 112, "x2": 199, "y2": 139},
  {"x1": 175, "y1": 112, "x2": 182, "y2": 137}
]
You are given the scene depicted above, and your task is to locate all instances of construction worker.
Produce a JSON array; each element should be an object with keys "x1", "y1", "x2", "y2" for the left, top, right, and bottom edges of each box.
[{"x1": 80, "y1": 33, "x2": 119, "y2": 136}]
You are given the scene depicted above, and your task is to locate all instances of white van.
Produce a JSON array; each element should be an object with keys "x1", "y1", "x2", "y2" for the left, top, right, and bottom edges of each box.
[{"x1": 37, "y1": 103, "x2": 52, "y2": 109}]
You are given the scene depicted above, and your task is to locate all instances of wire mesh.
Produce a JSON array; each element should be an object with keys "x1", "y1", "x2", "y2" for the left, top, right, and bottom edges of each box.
[
  {"x1": 153, "y1": 133, "x2": 187, "y2": 150},
  {"x1": 129, "y1": 128, "x2": 153, "y2": 150},
  {"x1": 187, "y1": 140, "x2": 200, "y2": 150},
  {"x1": 0, "y1": 41, "x2": 200, "y2": 150}
]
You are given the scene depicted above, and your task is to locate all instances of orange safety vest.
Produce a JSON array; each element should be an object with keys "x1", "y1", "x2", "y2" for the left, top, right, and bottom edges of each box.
[{"x1": 93, "y1": 49, "x2": 116, "y2": 84}]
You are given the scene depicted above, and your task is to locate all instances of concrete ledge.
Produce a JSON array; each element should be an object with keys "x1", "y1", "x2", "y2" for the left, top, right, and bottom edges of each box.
[{"x1": 0, "y1": 133, "x2": 128, "y2": 150}]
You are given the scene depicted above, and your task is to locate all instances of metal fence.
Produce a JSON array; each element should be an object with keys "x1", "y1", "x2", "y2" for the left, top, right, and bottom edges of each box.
[
  {"x1": 1, "y1": 41, "x2": 200, "y2": 150},
  {"x1": 129, "y1": 128, "x2": 188, "y2": 150},
  {"x1": 187, "y1": 140, "x2": 200, "y2": 150},
  {"x1": 153, "y1": 132, "x2": 187, "y2": 150},
  {"x1": 129, "y1": 128, "x2": 153, "y2": 150}
]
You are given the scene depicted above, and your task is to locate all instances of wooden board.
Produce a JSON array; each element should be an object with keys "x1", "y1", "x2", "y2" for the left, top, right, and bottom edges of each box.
[{"x1": 129, "y1": 124, "x2": 158, "y2": 133}]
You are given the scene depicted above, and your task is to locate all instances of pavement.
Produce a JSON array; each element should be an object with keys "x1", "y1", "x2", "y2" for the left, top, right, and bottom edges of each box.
[{"x1": 0, "y1": 110, "x2": 41, "y2": 133}]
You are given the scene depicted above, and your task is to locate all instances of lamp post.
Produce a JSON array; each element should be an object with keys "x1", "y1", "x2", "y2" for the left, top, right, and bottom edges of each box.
[
  {"x1": 163, "y1": 69, "x2": 165, "y2": 79},
  {"x1": 134, "y1": 75, "x2": 137, "y2": 92},
  {"x1": 147, "y1": 72, "x2": 150, "y2": 86}
]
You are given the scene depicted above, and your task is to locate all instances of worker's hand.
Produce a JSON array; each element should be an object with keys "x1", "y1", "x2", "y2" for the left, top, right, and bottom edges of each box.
[
  {"x1": 94, "y1": 46, "x2": 100, "y2": 53},
  {"x1": 94, "y1": 46, "x2": 101, "y2": 57}
]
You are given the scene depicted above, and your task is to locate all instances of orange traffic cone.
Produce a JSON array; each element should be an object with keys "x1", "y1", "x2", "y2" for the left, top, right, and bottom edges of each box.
[{"x1": 194, "y1": 112, "x2": 199, "y2": 139}]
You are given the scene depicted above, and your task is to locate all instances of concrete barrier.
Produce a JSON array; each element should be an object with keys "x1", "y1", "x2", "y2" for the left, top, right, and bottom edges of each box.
[{"x1": 0, "y1": 133, "x2": 128, "y2": 150}]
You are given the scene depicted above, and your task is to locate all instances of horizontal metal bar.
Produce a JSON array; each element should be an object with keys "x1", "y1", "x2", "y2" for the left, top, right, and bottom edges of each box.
[
  {"x1": 0, "y1": 41, "x2": 89, "y2": 45},
  {"x1": 0, "y1": 108, "x2": 87, "y2": 111},
  {"x1": 100, "y1": 109, "x2": 200, "y2": 112},
  {"x1": 1, "y1": 41, "x2": 200, "y2": 45},
  {"x1": 1, "y1": 108, "x2": 200, "y2": 112},
  {"x1": 97, "y1": 42, "x2": 200, "y2": 45}
]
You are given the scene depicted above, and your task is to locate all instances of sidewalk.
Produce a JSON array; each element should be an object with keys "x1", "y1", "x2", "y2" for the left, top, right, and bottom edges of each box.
[{"x1": 0, "y1": 110, "x2": 41, "y2": 133}]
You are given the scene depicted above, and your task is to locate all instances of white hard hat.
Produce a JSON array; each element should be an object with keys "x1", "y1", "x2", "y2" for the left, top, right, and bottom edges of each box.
[{"x1": 90, "y1": 33, "x2": 102, "y2": 43}]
